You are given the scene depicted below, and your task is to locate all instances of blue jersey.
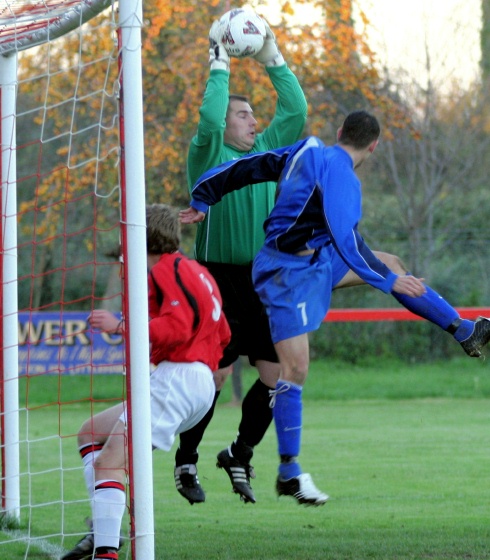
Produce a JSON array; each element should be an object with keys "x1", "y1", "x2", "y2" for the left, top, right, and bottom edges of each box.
[{"x1": 190, "y1": 136, "x2": 397, "y2": 294}]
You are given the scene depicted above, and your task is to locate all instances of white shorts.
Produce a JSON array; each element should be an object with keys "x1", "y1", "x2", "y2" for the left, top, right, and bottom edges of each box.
[{"x1": 119, "y1": 361, "x2": 215, "y2": 451}]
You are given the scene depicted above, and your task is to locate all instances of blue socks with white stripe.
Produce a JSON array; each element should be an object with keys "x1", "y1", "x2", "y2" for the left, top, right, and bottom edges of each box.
[
  {"x1": 270, "y1": 380, "x2": 303, "y2": 480},
  {"x1": 392, "y1": 283, "x2": 474, "y2": 341}
]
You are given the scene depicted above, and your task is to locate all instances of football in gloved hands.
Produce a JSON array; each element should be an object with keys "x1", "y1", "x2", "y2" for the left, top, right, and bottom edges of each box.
[{"x1": 217, "y1": 8, "x2": 266, "y2": 58}]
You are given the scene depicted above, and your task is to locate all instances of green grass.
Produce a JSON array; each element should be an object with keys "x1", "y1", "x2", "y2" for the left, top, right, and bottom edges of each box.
[{"x1": 1, "y1": 357, "x2": 490, "y2": 559}]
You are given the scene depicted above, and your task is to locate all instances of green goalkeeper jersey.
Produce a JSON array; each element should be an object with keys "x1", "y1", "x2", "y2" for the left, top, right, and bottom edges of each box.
[{"x1": 187, "y1": 65, "x2": 307, "y2": 265}]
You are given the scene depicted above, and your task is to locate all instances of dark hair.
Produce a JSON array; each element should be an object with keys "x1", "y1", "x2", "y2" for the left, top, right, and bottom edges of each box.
[
  {"x1": 227, "y1": 95, "x2": 250, "y2": 118},
  {"x1": 146, "y1": 204, "x2": 181, "y2": 255},
  {"x1": 338, "y1": 110, "x2": 380, "y2": 149},
  {"x1": 229, "y1": 94, "x2": 249, "y2": 104}
]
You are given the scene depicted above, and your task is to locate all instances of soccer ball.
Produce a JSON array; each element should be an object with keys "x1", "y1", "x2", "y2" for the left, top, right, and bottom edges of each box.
[{"x1": 218, "y1": 8, "x2": 266, "y2": 58}]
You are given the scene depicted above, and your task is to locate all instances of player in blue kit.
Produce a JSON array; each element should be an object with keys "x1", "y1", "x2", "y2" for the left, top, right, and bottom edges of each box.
[{"x1": 180, "y1": 110, "x2": 490, "y2": 506}]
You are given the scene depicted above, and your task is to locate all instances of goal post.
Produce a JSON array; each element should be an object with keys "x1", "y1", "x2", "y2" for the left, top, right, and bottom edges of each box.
[
  {"x1": 0, "y1": 49, "x2": 20, "y2": 521},
  {"x1": 117, "y1": 0, "x2": 155, "y2": 557},
  {"x1": 0, "y1": 1, "x2": 154, "y2": 558}
]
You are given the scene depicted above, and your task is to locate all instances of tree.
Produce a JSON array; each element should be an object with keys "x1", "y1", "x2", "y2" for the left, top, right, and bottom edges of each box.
[
  {"x1": 481, "y1": 0, "x2": 490, "y2": 82},
  {"x1": 16, "y1": 0, "x2": 399, "y2": 306},
  {"x1": 361, "y1": 47, "x2": 490, "y2": 306}
]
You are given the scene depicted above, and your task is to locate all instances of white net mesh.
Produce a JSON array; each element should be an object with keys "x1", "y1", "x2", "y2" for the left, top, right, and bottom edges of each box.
[{"x1": 0, "y1": 1, "x2": 134, "y2": 558}]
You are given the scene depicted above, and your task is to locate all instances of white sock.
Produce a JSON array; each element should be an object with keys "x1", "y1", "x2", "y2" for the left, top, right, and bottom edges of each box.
[
  {"x1": 92, "y1": 480, "x2": 126, "y2": 551},
  {"x1": 79, "y1": 442, "x2": 104, "y2": 499}
]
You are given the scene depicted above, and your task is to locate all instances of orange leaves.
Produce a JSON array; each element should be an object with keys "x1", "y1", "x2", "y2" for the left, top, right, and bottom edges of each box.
[
  {"x1": 144, "y1": 0, "x2": 221, "y2": 50},
  {"x1": 144, "y1": 0, "x2": 195, "y2": 48},
  {"x1": 281, "y1": 1, "x2": 295, "y2": 16},
  {"x1": 16, "y1": 0, "x2": 414, "y2": 216}
]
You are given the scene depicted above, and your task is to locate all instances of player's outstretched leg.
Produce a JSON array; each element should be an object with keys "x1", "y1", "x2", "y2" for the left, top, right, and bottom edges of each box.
[
  {"x1": 392, "y1": 286, "x2": 490, "y2": 357},
  {"x1": 456, "y1": 316, "x2": 490, "y2": 357}
]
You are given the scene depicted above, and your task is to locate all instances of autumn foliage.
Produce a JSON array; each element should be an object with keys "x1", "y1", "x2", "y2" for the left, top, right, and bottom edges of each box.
[{"x1": 16, "y1": 0, "x2": 410, "y2": 241}]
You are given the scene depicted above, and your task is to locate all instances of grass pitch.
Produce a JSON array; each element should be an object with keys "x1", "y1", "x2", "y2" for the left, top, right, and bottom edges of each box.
[
  {"x1": 1, "y1": 357, "x2": 489, "y2": 559},
  {"x1": 151, "y1": 397, "x2": 490, "y2": 560}
]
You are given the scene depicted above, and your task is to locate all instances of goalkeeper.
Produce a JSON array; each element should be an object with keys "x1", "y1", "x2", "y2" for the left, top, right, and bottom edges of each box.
[{"x1": 174, "y1": 16, "x2": 307, "y2": 505}]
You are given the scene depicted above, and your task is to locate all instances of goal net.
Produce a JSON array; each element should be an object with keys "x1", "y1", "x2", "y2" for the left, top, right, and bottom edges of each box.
[{"x1": 1, "y1": 1, "x2": 153, "y2": 558}]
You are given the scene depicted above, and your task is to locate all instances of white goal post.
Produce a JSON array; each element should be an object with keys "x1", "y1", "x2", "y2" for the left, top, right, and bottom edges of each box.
[{"x1": 0, "y1": 1, "x2": 154, "y2": 558}]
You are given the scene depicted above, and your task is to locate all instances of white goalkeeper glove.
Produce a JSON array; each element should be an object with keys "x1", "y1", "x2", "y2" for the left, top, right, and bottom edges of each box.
[
  {"x1": 252, "y1": 19, "x2": 285, "y2": 67},
  {"x1": 208, "y1": 20, "x2": 230, "y2": 71}
]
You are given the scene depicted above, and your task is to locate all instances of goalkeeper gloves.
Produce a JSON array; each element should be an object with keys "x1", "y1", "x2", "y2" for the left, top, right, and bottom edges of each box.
[
  {"x1": 208, "y1": 20, "x2": 230, "y2": 71},
  {"x1": 253, "y1": 19, "x2": 285, "y2": 67}
]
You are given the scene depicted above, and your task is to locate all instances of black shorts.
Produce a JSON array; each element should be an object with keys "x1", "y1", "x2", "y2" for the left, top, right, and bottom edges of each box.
[{"x1": 201, "y1": 261, "x2": 278, "y2": 368}]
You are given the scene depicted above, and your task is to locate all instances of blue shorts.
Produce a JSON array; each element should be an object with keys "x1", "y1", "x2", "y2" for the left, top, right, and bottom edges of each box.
[{"x1": 252, "y1": 245, "x2": 349, "y2": 343}]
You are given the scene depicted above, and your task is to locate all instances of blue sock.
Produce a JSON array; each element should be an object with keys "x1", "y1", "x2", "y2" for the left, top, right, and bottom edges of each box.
[
  {"x1": 392, "y1": 284, "x2": 458, "y2": 329},
  {"x1": 270, "y1": 380, "x2": 302, "y2": 480},
  {"x1": 451, "y1": 320, "x2": 476, "y2": 342},
  {"x1": 392, "y1": 282, "x2": 475, "y2": 339}
]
